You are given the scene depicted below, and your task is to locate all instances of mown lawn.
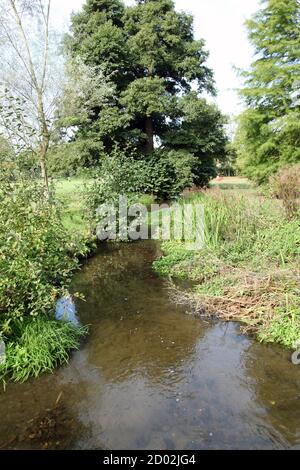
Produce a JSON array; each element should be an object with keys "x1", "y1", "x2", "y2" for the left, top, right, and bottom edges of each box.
[
  {"x1": 209, "y1": 176, "x2": 253, "y2": 190},
  {"x1": 53, "y1": 178, "x2": 91, "y2": 235},
  {"x1": 54, "y1": 178, "x2": 156, "y2": 235}
]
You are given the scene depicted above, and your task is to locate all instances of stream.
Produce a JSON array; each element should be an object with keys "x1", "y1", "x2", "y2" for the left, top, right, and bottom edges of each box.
[{"x1": 0, "y1": 241, "x2": 299, "y2": 449}]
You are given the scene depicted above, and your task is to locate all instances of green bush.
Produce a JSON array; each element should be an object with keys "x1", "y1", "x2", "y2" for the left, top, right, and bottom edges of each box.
[
  {"x1": 84, "y1": 147, "x2": 196, "y2": 233},
  {"x1": 141, "y1": 149, "x2": 195, "y2": 200},
  {"x1": 0, "y1": 176, "x2": 88, "y2": 333},
  {"x1": 83, "y1": 149, "x2": 143, "y2": 220}
]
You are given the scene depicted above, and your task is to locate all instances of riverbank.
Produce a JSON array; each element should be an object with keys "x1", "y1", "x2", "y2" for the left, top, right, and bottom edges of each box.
[
  {"x1": 0, "y1": 177, "x2": 93, "y2": 384},
  {"x1": 153, "y1": 186, "x2": 300, "y2": 349},
  {"x1": 1, "y1": 240, "x2": 299, "y2": 449},
  {"x1": 1, "y1": 176, "x2": 298, "y2": 384},
  {"x1": 0, "y1": 177, "x2": 155, "y2": 384}
]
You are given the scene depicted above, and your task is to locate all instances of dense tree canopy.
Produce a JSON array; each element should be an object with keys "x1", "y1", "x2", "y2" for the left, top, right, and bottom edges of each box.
[
  {"x1": 63, "y1": 0, "x2": 227, "y2": 185},
  {"x1": 236, "y1": 0, "x2": 300, "y2": 182}
]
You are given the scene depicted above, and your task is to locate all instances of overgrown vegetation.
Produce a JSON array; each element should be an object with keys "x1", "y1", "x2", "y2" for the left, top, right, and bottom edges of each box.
[
  {"x1": 0, "y1": 162, "x2": 90, "y2": 382},
  {"x1": 0, "y1": 316, "x2": 88, "y2": 383},
  {"x1": 269, "y1": 164, "x2": 300, "y2": 219},
  {"x1": 62, "y1": 0, "x2": 228, "y2": 186},
  {"x1": 235, "y1": 0, "x2": 300, "y2": 183},
  {"x1": 153, "y1": 184, "x2": 300, "y2": 348}
]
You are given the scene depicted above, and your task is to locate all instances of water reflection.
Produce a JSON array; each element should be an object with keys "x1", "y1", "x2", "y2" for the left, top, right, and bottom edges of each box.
[
  {"x1": 243, "y1": 341, "x2": 300, "y2": 447},
  {"x1": 0, "y1": 241, "x2": 299, "y2": 449}
]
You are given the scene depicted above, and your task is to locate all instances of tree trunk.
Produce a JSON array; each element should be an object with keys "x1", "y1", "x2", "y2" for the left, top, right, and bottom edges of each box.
[
  {"x1": 40, "y1": 140, "x2": 49, "y2": 196},
  {"x1": 145, "y1": 116, "x2": 154, "y2": 153},
  {"x1": 37, "y1": 93, "x2": 50, "y2": 197}
]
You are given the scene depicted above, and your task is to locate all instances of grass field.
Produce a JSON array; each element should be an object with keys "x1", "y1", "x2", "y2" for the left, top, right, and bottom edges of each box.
[
  {"x1": 209, "y1": 176, "x2": 253, "y2": 190},
  {"x1": 53, "y1": 176, "x2": 256, "y2": 235},
  {"x1": 54, "y1": 178, "x2": 155, "y2": 235},
  {"x1": 54, "y1": 178, "x2": 89, "y2": 235}
]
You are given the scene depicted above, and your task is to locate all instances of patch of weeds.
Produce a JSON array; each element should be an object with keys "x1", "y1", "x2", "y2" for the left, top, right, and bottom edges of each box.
[
  {"x1": 194, "y1": 273, "x2": 236, "y2": 297},
  {"x1": 153, "y1": 241, "x2": 194, "y2": 277},
  {"x1": 0, "y1": 316, "x2": 88, "y2": 383},
  {"x1": 258, "y1": 298, "x2": 300, "y2": 348},
  {"x1": 154, "y1": 190, "x2": 300, "y2": 348}
]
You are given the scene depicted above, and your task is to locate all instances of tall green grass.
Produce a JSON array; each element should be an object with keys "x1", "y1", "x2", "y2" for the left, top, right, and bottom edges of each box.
[
  {"x1": 153, "y1": 190, "x2": 300, "y2": 348},
  {"x1": 0, "y1": 316, "x2": 88, "y2": 383}
]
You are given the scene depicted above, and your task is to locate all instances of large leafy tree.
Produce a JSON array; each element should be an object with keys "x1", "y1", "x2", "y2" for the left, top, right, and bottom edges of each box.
[
  {"x1": 65, "y1": 0, "x2": 227, "y2": 184},
  {"x1": 236, "y1": 0, "x2": 300, "y2": 183}
]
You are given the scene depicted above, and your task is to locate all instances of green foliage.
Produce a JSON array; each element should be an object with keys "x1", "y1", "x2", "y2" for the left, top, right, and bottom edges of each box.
[
  {"x1": 64, "y1": 0, "x2": 228, "y2": 185},
  {"x1": 122, "y1": 0, "x2": 214, "y2": 93},
  {"x1": 153, "y1": 241, "x2": 194, "y2": 276},
  {"x1": 242, "y1": 0, "x2": 300, "y2": 113},
  {"x1": 163, "y1": 93, "x2": 228, "y2": 185},
  {"x1": 236, "y1": 109, "x2": 300, "y2": 183},
  {"x1": 0, "y1": 316, "x2": 88, "y2": 382},
  {"x1": 153, "y1": 190, "x2": 300, "y2": 347},
  {"x1": 258, "y1": 299, "x2": 300, "y2": 349},
  {"x1": 0, "y1": 176, "x2": 88, "y2": 330},
  {"x1": 83, "y1": 147, "x2": 143, "y2": 219},
  {"x1": 219, "y1": 143, "x2": 237, "y2": 176},
  {"x1": 83, "y1": 146, "x2": 196, "y2": 237},
  {"x1": 0, "y1": 135, "x2": 13, "y2": 160},
  {"x1": 54, "y1": 178, "x2": 93, "y2": 235},
  {"x1": 59, "y1": 56, "x2": 116, "y2": 129},
  {"x1": 47, "y1": 140, "x2": 106, "y2": 178},
  {"x1": 140, "y1": 149, "x2": 196, "y2": 200},
  {"x1": 85, "y1": 143, "x2": 194, "y2": 208},
  {"x1": 120, "y1": 77, "x2": 169, "y2": 117},
  {"x1": 236, "y1": 0, "x2": 300, "y2": 183}
]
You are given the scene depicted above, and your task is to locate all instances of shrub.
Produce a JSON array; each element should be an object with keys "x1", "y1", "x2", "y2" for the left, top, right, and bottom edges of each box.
[
  {"x1": 84, "y1": 147, "x2": 196, "y2": 233},
  {"x1": 0, "y1": 176, "x2": 88, "y2": 333},
  {"x1": 141, "y1": 149, "x2": 195, "y2": 200},
  {"x1": 83, "y1": 149, "x2": 143, "y2": 221},
  {"x1": 269, "y1": 164, "x2": 300, "y2": 219}
]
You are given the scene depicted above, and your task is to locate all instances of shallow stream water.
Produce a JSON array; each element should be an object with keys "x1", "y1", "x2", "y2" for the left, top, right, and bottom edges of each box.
[{"x1": 0, "y1": 241, "x2": 299, "y2": 449}]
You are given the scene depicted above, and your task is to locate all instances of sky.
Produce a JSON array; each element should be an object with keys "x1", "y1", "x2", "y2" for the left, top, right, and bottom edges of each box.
[{"x1": 51, "y1": 0, "x2": 261, "y2": 118}]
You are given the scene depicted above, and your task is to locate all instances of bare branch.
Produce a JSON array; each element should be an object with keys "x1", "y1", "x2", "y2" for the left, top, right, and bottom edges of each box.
[
  {"x1": 40, "y1": 0, "x2": 51, "y2": 92},
  {"x1": 9, "y1": 0, "x2": 39, "y2": 91}
]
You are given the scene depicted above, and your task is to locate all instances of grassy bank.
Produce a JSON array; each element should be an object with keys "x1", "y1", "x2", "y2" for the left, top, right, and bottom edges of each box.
[
  {"x1": 1, "y1": 316, "x2": 88, "y2": 383},
  {"x1": 0, "y1": 176, "x2": 155, "y2": 384},
  {"x1": 153, "y1": 185, "x2": 300, "y2": 349},
  {"x1": 0, "y1": 178, "x2": 91, "y2": 384}
]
